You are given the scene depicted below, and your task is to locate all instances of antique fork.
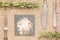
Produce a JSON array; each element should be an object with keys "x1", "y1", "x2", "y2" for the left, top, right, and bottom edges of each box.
[{"x1": 42, "y1": 0, "x2": 48, "y2": 29}]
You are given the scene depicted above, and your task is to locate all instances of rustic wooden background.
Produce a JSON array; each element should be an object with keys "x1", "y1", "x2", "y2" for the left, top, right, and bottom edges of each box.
[{"x1": 0, "y1": 0, "x2": 60, "y2": 40}]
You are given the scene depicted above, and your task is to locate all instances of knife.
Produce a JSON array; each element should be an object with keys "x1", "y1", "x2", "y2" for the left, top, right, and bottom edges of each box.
[
  {"x1": 42, "y1": 0, "x2": 47, "y2": 29},
  {"x1": 4, "y1": 14, "x2": 8, "y2": 40},
  {"x1": 52, "y1": 0, "x2": 57, "y2": 29}
]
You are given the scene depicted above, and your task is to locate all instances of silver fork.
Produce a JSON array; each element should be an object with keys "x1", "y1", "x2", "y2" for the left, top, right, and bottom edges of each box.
[{"x1": 42, "y1": 0, "x2": 48, "y2": 29}]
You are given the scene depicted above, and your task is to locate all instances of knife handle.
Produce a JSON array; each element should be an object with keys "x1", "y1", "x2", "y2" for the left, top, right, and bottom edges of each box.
[
  {"x1": 4, "y1": 37, "x2": 8, "y2": 40},
  {"x1": 4, "y1": 27, "x2": 8, "y2": 40}
]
